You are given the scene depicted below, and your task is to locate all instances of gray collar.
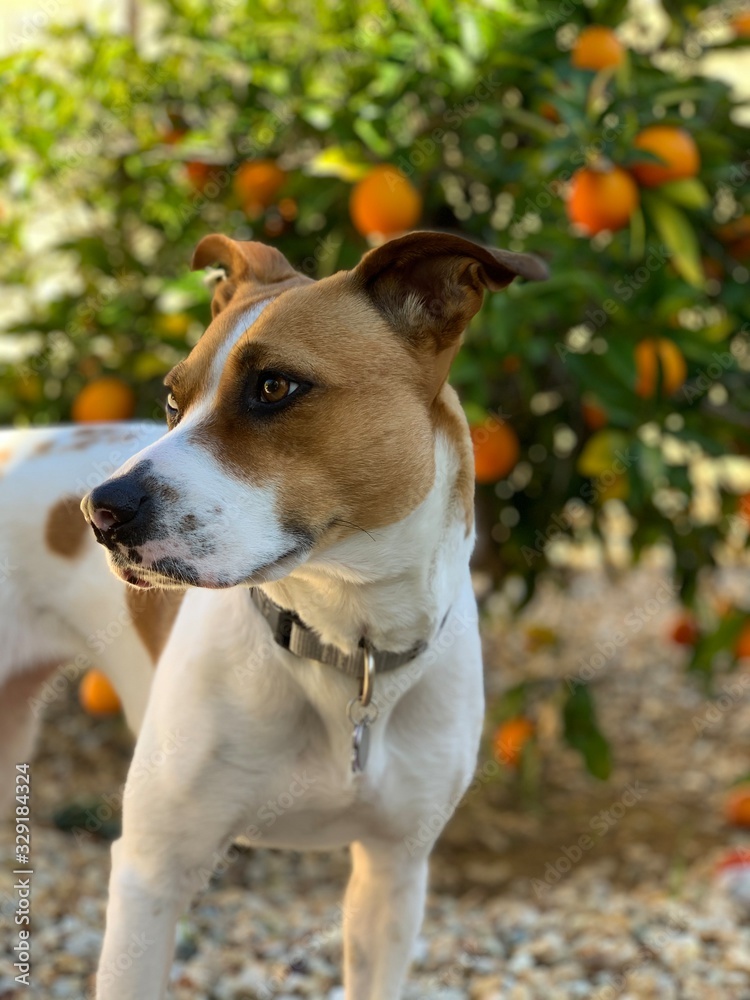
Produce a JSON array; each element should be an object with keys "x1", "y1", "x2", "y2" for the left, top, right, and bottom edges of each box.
[{"x1": 249, "y1": 588, "x2": 427, "y2": 679}]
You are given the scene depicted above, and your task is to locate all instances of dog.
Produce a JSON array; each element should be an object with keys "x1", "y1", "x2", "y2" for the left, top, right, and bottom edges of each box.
[{"x1": 0, "y1": 231, "x2": 547, "y2": 998}]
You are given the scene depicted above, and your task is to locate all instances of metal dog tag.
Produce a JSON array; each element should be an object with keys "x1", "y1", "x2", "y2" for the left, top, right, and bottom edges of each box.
[{"x1": 351, "y1": 720, "x2": 371, "y2": 774}]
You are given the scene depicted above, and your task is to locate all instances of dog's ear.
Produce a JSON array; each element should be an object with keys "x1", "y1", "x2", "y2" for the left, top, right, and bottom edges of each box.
[
  {"x1": 352, "y1": 231, "x2": 548, "y2": 354},
  {"x1": 191, "y1": 235, "x2": 309, "y2": 317}
]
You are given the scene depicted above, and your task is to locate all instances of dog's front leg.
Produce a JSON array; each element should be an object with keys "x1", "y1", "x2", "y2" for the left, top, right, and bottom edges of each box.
[
  {"x1": 94, "y1": 726, "x2": 243, "y2": 999},
  {"x1": 343, "y1": 839, "x2": 429, "y2": 1000},
  {"x1": 95, "y1": 834, "x2": 185, "y2": 999}
]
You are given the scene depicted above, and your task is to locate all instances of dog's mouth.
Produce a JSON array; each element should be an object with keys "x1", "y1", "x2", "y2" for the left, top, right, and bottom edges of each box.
[{"x1": 108, "y1": 544, "x2": 309, "y2": 591}]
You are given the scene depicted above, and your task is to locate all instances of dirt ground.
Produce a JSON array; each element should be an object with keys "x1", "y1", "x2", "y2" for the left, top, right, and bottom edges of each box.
[{"x1": 2, "y1": 565, "x2": 750, "y2": 999}]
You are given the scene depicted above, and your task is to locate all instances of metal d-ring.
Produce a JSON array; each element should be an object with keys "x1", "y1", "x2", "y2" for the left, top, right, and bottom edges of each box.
[{"x1": 359, "y1": 644, "x2": 375, "y2": 707}]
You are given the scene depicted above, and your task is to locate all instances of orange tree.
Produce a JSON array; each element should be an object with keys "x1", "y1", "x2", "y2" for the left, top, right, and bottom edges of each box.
[{"x1": 1, "y1": 0, "x2": 749, "y2": 777}]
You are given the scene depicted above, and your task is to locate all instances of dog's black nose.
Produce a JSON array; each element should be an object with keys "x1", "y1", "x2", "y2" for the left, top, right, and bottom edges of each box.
[{"x1": 81, "y1": 478, "x2": 150, "y2": 543}]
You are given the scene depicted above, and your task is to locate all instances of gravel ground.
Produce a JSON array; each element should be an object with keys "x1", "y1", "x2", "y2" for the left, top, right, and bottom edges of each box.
[{"x1": 3, "y1": 564, "x2": 750, "y2": 999}]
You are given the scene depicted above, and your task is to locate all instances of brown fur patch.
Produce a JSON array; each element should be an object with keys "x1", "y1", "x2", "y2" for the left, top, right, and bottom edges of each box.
[
  {"x1": 33, "y1": 439, "x2": 55, "y2": 457},
  {"x1": 45, "y1": 495, "x2": 88, "y2": 559},
  {"x1": 192, "y1": 279, "x2": 437, "y2": 544},
  {"x1": 126, "y1": 588, "x2": 186, "y2": 665},
  {"x1": 167, "y1": 233, "x2": 539, "y2": 556},
  {"x1": 432, "y1": 385, "x2": 475, "y2": 535},
  {"x1": 0, "y1": 662, "x2": 60, "y2": 771}
]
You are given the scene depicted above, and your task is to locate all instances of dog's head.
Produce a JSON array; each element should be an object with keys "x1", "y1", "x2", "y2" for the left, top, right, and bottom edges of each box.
[{"x1": 81, "y1": 232, "x2": 546, "y2": 590}]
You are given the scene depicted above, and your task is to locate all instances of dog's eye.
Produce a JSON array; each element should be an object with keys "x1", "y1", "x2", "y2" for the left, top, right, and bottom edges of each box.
[
  {"x1": 166, "y1": 393, "x2": 179, "y2": 418},
  {"x1": 259, "y1": 374, "x2": 299, "y2": 405}
]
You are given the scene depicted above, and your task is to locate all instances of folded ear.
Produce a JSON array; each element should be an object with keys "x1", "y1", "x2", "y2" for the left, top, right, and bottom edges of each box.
[
  {"x1": 191, "y1": 235, "x2": 310, "y2": 317},
  {"x1": 352, "y1": 231, "x2": 548, "y2": 353}
]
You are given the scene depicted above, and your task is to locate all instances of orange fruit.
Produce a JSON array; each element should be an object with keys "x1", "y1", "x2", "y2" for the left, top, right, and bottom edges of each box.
[
  {"x1": 581, "y1": 397, "x2": 608, "y2": 430},
  {"x1": 736, "y1": 622, "x2": 750, "y2": 660},
  {"x1": 79, "y1": 669, "x2": 122, "y2": 717},
  {"x1": 571, "y1": 26, "x2": 625, "y2": 71},
  {"x1": 725, "y1": 785, "x2": 750, "y2": 827},
  {"x1": 595, "y1": 472, "x2": 630, "y2": 503},
  {"x1": 539, "y1": 101, "x2": 561, "y2": 123},
  {"x1": 494, "y1": 717, "x2": 535, "y2": 768},
  {"x1": 732, "y1": 12, "x2": 750, "y2": 36},
  {"x1": 634, "y1": 338, "x2": 687, "y2": 398},
  {"x1": 155, "y1": 313, "x2": 191, "y2": 339},
  {"x1": 233, "y1": 160, "x2": 287, "y2": 216},
  {"x1": 567, "y1": 166, "x2": 639, "y2": 234},
  {"x1": 470, "y1": 417, "x2": 520, "y2": 484},
  {"x1": 631, "y1": 127, "x2": 700, "y2": 187},
  {"x1": 71, "y1": 377, "x2": 136, "y2": 423},
  {"x1": 185, "y1": 161, "x2": 225, "y2": 194},
  {"x1": 669, "y1": 613, "x2": 699, "y2": 646},
  {"x1": 162, "y1": 126, "x2": 188, "y2": 145},
  {"x1": 350, "y1": 165, "x2": 422, "y2": 239},
  {"x1": 716, "y1": 216, "x2": 750, "y2": 261},
  {"x1": 738, "y1": 494, "x2": 750, "y2": 525}
]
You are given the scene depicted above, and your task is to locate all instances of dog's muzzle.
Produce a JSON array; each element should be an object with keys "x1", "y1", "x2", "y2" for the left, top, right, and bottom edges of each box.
[{"x1": 81, "y1": 476, "x2": 152, "y2": 547}]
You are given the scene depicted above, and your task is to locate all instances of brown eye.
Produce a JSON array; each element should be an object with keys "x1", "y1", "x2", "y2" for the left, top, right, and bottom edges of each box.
[{"x1": 260, "y1": 375, "x2": 298, "y2": 404}]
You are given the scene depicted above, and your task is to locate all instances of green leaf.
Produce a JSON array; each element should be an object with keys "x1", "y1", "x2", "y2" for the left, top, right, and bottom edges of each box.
[
  {"x1": 688, "y1": 611, "x2": 747, "y2": 683},
  {"x1": 563, "y1": 683, "x2": 612, "y2": 780},
  {"x1": 659, "y1": 178, "x2": 711, "y2": 210},
  {"x1": 642, "y1": 193, "x2": 705, "y2": 288}
]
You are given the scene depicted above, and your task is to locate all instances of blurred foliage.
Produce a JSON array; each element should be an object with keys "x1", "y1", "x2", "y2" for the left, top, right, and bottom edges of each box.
[{"x1": 1, "y1": 0, "x2": 750, "y2": 777}]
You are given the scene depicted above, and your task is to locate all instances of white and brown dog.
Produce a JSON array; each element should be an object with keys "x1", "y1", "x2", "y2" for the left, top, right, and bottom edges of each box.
[{"x1": 0, "y1": 232, "x2": 546, "y2": 998}]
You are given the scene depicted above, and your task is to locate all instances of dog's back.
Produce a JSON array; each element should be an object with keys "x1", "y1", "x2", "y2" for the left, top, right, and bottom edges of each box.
[{"x1": 0, "y1": 422, "x2": 168, "y2": 813}]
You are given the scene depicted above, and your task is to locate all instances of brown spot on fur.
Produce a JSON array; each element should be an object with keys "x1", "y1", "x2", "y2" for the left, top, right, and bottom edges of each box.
[
  {"x1": 197, "y1": 280, "x2": 436, "y2": 543},
  {"x1": 33, "y1": 439, "x2": 55, "y2": 457},
  {"x1": 0, "y1": 662, "x2": 60, "y2": 816},
  {"x1": 432, "y1": 385, "x2": 475, "y2": 535},
  {"x1": 45, "y1": 495, "x2": 88, "y2": 559},
  {"x1": 126, "y1": 588, "x2": 185, "y2": 665}
]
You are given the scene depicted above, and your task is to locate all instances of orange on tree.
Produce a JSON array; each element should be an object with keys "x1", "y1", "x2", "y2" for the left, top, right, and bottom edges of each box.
[
  {"x1": 634, "y1": 338, "x2": 687, "y2": 398},
  {"x1": 79, "y1": 669, "x2": 122, "y2": 716},
  {"x1": 494, "y1": 716, "x2": 535, "y2": 768},
  {"x1": 155, "y1": 312, "x2": 191, "y2": 339},
  {"x1": 470, "y1": 416, "x2": 520, "y2": 484},
  {"x1": 631, "y1": 126, "x2": 700, "y2": 187},
  {"x1": 725, "y1": 785, "x2": 750, "y2": 828},
  {"x1": 185, "y1": 161, "x2": 225, "y2": 194},
  {"x1": 233, "y1": 159, "x2": 287, "y2": 216},
  {"x1": 567, "y1": 165, "x2": 639, "y2": 235},
  {"x1": 716, "y1": 216, "x2": 750, "y2": 261},
  {"x1": 669, "y1": 612, "x2": 699, "y2": 646},
  {"x1": 71, "y1": 376, "x2": 136, "y2": 422},
  {"x1": 732, "y1": 12, "x2": 750, "y2": 37},
  {"x1": 571, "y1": 26, "x2": 625, "y2": 71},
  {"x1": 735, "y1": 622, "x2": 750, "y2": 660},
  {"x1": 581, "y1": 397, "x2": 608, "y2": 431},
  {"x1": 350, "y1": 165, "x2": 422, "y2": 239},
  {"x1": 738, "y1": 494, "x2": 750, "y2": 526}
]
